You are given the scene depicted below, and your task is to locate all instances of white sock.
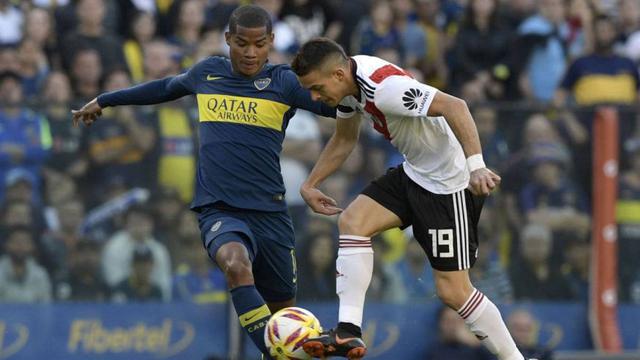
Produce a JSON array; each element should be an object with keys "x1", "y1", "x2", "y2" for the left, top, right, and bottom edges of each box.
[
  {"x1": 336, "y1": 235, "x2": 373, "y2": 328},
  {"x1": 458, "y1": 289, "x2": 523, "y2": 360}
]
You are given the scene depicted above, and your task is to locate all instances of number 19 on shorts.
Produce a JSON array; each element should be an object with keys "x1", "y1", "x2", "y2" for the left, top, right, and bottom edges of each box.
[{"x1": 428, "y1": 229, "x2": 454, "y2": 258}]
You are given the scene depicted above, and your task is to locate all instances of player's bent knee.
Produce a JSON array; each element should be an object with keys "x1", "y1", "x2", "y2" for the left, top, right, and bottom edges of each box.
[
  {"x1": 216, "y1": 244, "x2": 254, "y2": 288},
  {"x1": 221, "y1": 258, "x2": 254, "y2": 288},
  {"x1": 338, "y1": 208, "x2": 368, "y2": 235}
]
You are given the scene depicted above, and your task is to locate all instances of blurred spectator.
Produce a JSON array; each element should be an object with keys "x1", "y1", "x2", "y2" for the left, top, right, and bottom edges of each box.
[
  {"x1": 368, "y1": 237, "x2": 406, "y2": 303},
  {"x1": 205, "y1": 0, "x2": 239, "y2": 32},
  {"x1": 297, "y1": 230, "x2": 337, "y2": 301},
  {"x1": 69, "y1": 48, "x2": 103, "y2": 102},
  {"x1": 473, "y1": 105, "x2": 509, "y2": 170},
  {"x1": 42, "y1": 72, "x2": 88, "y2": 180},
  {"x1": 501, "y1": 112, "x2": 586, "y2": 236},
  {"x1": 425, "y1": 306, "x2": 494, "y2": 360},
  {"x1": 619, "y1": 140, "x2": 640, "y2": 302},
  {"x1": 140, "y1": 40, "x2": 196, "y2": 202},
  {"x1": 391, "y1": 0, "x2": 427, "y2": 68},
  {"x1": 519, "y1": 141, "x2": 590, "y2": 249},
  {"x1": 395, "y1": 238, "x2": 436, "y2": 302},
  {"x1": 17, "y1": 39, "x2": 50, "y2": 100},
  {"x1": 0, "y1": 225, "x2": 51, "y2": 303},
  {"x1": 85, "y1": 69, "x2": 156, "y2": 195},
  {"x1": 168, "y1": 209, "x2": 203, "y2": 271},
  {"x1": 111, "y1": 245, "x2": 163, "y2": 302},
  {"x1": 352, "y1": 0, "x2": 401, "y2": 57},
  {"x1": 40, "y1": 197, "x2": 85, "y2": 284},
  {"x1": 509, "y1": 223, "x2": 572, "y2": 300},
  {"x1": 555, "y1": 15, "x2": 639, "y2": 107},
  {"x1": 123, "y1": 11, "x2": 157, "y2": 83},
  {"x1": 503, "y1": 0, "x2": 537, "y2": 31},
  {"x1": 153, "y1": 187, "x2": 185, "y2": 245},
  {"x1": 169, "y1": 0, "x2": 205, "y2": 68},
  {"x1": 449, "y1": 0, "x2": 511, "y2": 102},
  {"x1": 0, "y1": 71, "x2": 51, "y2": 203},
  {"x1": 281, "y1": 0, "x2": 342, "y2": 46},
  {"x1": 3, "y1": 168, "x2": 40, "y2": 206},
  {"x1": 517, "y1": 0, "x2": 569, "y2": 102},
  {"x1": 0, "y1": 199, "x2": 37, "y2": 252},
  {"x1": 616, "y1": 0, "x2": 640, "y2": 62},
  {"x1": 470, "y1": 206, "x2": 514, "y2": 303},
  {"x1": 414, "y1": 0, "x2": 449, "y2": 89},
  {"x1": 23, "y1": 7, "x2": 56, "y2": 64},
  {"x1": 0, "y1": 0, "x2": 23, "y2": 45},
  {"x1": 562, "y1": 239, "x2": 590, "y2": 301},
  {"x1": 172, "y1": 235, "x2": 226, "y2": 303},
  {"x1": 102, "y1": 204, "x2": 172, "y2": 300},
  {"x1": 56, "y1": 239, "x2": 110, "y2": 301},
  {"x1": 565, "y1": 0, "x2": 594, "y2": 59},
  {"x1": 60, "y1": 0, "x2": 126, "y2": 73},
  {"x1": 507, "y1": 309, "x2": 554, "y2": 360},
  {"x1": 255, "y1": 0, "x2": 296, "y2": 54},
  {"x1": 0, "y1": 45, "x2": 20, "y2": 73}
]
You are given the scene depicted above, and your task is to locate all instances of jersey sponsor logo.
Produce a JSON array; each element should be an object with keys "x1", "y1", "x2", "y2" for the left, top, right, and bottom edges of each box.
[
  {"x1": 253, "y1": 78, "x2": 271, "y2": 90},
  {"x1": 206, "y1": 75, "x2": 222, "y2": 81},
  {"x1": 210, "y1": 221, "x2": 222, "y2": 232},
  {"x1": 196, "y1": 94, "x2": 290, "y2": 131},
  {"x1": 402, "y1": 88, "x2": 423, "y2": 110}
]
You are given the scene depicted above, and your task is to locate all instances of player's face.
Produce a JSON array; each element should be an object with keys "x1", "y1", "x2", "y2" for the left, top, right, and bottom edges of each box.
[
  {"x1": 298, "y1": 66, "x2": 349, "y2": 107},
  {"x1": 225, "y1": 26, "x2": 273, "y2": 77}
]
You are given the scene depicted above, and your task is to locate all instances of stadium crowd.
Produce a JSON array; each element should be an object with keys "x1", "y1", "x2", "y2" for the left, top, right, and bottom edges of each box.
[{"x1": 1, "y1": 0, "x2": 640, "y2": 321}]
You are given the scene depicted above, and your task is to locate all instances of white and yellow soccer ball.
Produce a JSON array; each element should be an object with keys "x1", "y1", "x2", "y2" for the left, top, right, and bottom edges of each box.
[{"x1": 264, "y1": 307, "x2": 323, "y2": 360}]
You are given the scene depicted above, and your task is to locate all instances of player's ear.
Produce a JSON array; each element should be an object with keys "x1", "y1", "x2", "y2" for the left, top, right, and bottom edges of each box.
[
  {"x1": 334, "y1": 67, "x2": 345, "y2": 81},
  {"x1": 224, "y1": 32, "x2": 232, "y2": 46},
  {"x1": 268, "y1": 32, "x2": 274, "y2": 44}
]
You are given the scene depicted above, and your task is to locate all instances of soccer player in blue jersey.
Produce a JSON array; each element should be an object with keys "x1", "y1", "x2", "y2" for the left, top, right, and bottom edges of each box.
[{"x1": 72, "y1": 5, "x2": 335, "y2": 358}]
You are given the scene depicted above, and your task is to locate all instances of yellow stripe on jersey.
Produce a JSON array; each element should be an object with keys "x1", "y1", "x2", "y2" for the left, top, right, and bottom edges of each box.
[
  {"x1": 573, "y1": 74, "x2": 637, "y2": 105},
  {"x1": 239, "y1": 304, "x2": 271, "y2": 327},
  {"x1": 616, "y1": 200, "x2": 640, "y2": 223},
  {"x1": 196, "y1": 94, "x2": 290, "y2": 131}
]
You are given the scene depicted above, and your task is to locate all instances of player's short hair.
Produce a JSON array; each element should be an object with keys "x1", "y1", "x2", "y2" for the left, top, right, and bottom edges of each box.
[
  {"x1": 228, "y1": 5, "x2": 272, "y2": 34},
  {"x1": 291, "y1": 37, "x2": 348, "y2": 77}
]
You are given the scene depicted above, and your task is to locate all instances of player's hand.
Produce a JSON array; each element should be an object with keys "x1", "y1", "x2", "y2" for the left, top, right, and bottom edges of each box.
[
  {"x1": 300, "y1": 184, "x2": 342, "y2": 216},
  {"x1": 71, "y1": 98, "x2": 103, "y2": 127},
  {"x1": 468, "y1": 167, "x2": 501, "y2": 196}
]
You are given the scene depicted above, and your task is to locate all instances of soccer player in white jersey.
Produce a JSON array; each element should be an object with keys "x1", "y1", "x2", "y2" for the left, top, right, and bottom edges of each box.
[{"x1": 291, "y1": 38, "x2": 533, "y2": 360}]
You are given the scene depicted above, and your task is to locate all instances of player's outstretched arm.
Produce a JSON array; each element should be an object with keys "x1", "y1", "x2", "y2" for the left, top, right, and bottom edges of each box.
[
  {"x1": 301, "y1": 114, "x2": 362, "y2": 215},
  {"x1": 72, "y1": 75, "x2": 193, "y2": 127},
  {"x1": 427, "y1": 92, "x2": 501, "y2": 196}
]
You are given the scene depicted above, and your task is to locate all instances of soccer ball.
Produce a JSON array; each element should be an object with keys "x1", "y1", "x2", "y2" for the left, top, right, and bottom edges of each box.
[{"x1": 264, "y1": 307, "x2": 322, "y2": 359}]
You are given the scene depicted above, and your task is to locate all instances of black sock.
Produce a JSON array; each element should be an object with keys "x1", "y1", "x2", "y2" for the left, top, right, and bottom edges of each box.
[{"x1": 337, "y1": 322, "x2": 362, "y2": 338}]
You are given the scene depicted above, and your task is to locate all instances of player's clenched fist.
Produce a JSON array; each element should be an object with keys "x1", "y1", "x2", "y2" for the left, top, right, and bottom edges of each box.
[
  {"x1": 71, "y1": 97, "x2": 103, "y2": 127},
  {"x1": 468, "y1": 167, "x2": 501, "y2": 196},
  {"x1": 300, "y1": 184, "x2": 343, "y2": 216}
]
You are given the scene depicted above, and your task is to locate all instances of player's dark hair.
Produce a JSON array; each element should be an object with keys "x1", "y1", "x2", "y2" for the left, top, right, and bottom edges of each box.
[
  {"x1": 228, "y1": 5, "x2": 272, "y2": 34},
  {"x1": 291, "y1": 37, "x2": 348, "y2": 77}
]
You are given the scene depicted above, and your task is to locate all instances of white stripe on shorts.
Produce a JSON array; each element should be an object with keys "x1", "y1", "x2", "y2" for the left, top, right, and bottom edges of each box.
[{"x1": 453, "y1": 191, "x2": 462, "y2": 270}]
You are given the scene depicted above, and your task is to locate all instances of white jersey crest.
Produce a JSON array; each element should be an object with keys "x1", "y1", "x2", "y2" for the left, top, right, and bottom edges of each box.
[{"x1": 338, "y1": 55, "x2": 469, "y2": 194}]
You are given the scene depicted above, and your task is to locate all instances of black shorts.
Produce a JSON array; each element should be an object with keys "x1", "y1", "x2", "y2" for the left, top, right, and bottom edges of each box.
[{"x1": 362, "y1": 165, "x2": 484, "y2": 271}]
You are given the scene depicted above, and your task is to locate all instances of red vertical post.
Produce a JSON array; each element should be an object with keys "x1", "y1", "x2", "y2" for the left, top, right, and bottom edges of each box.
[{"x1": 590, "y1": 107, "x2": 622, "y2": 352}]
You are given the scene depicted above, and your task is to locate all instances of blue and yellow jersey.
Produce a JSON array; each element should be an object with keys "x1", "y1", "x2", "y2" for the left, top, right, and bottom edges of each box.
[
  {"x1": 560, "y1": 54, "x2": 639, "y2": 105},
  {"x1": 98, "y1": 56, "x2": 335, "y2": 212}
]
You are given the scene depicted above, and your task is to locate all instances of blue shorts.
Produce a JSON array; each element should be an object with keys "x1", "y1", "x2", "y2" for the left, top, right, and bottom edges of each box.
[{"x1": 197, "y1": 206, "x2": 297, "y2": 302}]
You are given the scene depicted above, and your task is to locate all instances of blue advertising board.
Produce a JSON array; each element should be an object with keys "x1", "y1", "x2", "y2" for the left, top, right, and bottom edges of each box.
[{"x1": 0, "y1": 301, "x2": 636, "y2": 359}]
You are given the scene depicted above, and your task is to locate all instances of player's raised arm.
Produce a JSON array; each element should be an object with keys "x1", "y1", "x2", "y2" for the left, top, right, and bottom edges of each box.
[
  {"x1": 301, "y1": 113, "x2": 362, "y2": 215},
  {"x1": 72, "y1": 68, "x2": 198, "y2": 127}
]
